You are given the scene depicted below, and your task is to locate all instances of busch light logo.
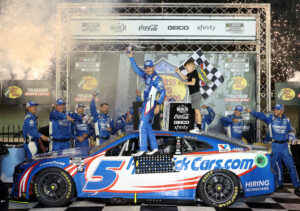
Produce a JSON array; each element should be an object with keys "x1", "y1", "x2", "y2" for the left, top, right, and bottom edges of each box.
[
  {"x1": 110, "y1": 22, "x2": 126, "y2": 33},
  {"x1": 218, "y1": 144, "x2": 231, "y2": 152},
  {"x1": 177, "y1": 105, "x2": 188, "y2": 114},
  {"x1": 138, "y1": 24, "x2": 158, "y2": 31}
]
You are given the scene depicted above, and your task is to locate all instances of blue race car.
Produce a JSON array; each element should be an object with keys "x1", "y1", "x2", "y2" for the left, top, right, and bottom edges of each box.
[{"x1": 11, "y1": 131, "x2": 275, "y2": 208}]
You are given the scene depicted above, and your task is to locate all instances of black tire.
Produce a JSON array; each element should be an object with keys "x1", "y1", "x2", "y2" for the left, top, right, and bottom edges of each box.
[
  {"x1": 33, "y1": 168, "x2": 75, "y2": 207},
  {"x1": 197, "y1": 169, "x2": 240, "y2": 208}
]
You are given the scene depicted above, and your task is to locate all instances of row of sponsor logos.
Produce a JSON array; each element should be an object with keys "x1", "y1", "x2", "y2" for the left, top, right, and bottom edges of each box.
[
  {"x1": 3, "y1": 86, "x2": 50, "y2": 99},
  {"x1": 82, "y1": 23, "x2": 243, "y2": 33}
]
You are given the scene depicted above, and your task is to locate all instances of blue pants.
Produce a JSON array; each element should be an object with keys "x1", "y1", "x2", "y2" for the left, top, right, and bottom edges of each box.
[
  {"x1": 271, "y1": 142, "x2": 300, "y2": 188},
  {"x1": 75, "y1": 139, "x2": 89, "y2": 148},
  {"x1": 138, "y1": 107, "x2": 158, "y2": 152},
  {"x1": 51, "y1": 141, "x2": 70, "y2": 152},
  {"x1": 275, "y1": 154, "x2": 284, "y2": 186},
  {"x1": 24, "y1": 141, "x2": 38, "y2": 160}
]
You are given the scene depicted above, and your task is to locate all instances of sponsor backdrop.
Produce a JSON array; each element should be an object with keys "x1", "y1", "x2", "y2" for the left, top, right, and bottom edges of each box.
[
  {"x1": 275, "y1": 82, "x2": 300, "y2": 106},
  {"x1": 69, "y1": 52, "x2": 256, "y2": 132},
  {"x1": 1, "y1": 80, "x2": 51, "y2": 105}
]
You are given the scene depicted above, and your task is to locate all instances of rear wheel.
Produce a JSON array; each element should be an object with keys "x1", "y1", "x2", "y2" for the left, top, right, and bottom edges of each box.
[
  {"x1": 34, "y1": 168, "x2": 75, "y2": 207},
  {"x1": 197, "y1": 169, "x2": 240, "y2": 208}
]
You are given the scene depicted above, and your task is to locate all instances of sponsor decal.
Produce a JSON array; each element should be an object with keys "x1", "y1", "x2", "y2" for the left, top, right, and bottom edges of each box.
[
  {"x1": 277, "y1": 88, "x2": 295, "y2": 101},
  {"x1": 82, "y1": 22, "x2": 100, "y2": 32},
  {"x1": 4, "y1": 86, "x2": 23, "y2": 99},
  {"x1": 110, "y1": 22, "x2": 126, "y2": 33},
  {"x1": 168, "y1": 25, "x2": 189, "y2": 30},
  {"x1": 224, "y1": 94, "x2": 250, "y2": 102},
  {"x1": 245, "y1": 179, "x2": 270, "y2": 192},
  {"x1": 228, "y1": 77, "x2": 248, "y2": 91},
  {"x1": 24, "y1": 88, "x2": 50, "y2": 96},
  {"x1": 176, "y1": 105, "x2": 189, "y2": 114},
  {"x1": 78, "y1": 76, "x2": 98, "y2": 90},
  {"x1": 218, "y1": 144, "x2": 231, "y2": 152},
  {"x1": 39, "y1": 161, "x2": 66, "y2": 167},
  {"x1": 138, "y1": 24, "x2": 158, "y2": 31},
  {"x1": 255, "y1": 154, "x2": 268, "y2": 168}
]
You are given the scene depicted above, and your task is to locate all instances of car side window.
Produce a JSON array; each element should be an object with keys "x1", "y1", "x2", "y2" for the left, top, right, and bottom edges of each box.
[
  {"x1": 157, "y1": 136, "x2": 177, "y2": 155},
  {"x1": 105, "y1": 137, "x2": 139, "y2": 157},
  {"x1": 182, "y1": 139, "x2": 212, "y2": 154}
]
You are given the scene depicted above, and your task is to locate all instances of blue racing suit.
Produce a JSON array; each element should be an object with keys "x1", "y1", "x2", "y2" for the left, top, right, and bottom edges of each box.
[
  {"x1": 221, "y1": 114, "x2": 244, "y2": 140},
  {"x1": 130, "y1": 57, "x2": 166, "y2": 151},
  {"x1": 49, "y1": 110, "x2": 72, "y2": 151},
  {"x1": 114, "y1": 114, "x2": 134, "y2": 135},
  {"x1": 69, "y1": 112, "x2": 90, "y2": 148},
  {"x1": 202, "y1": 107, "x2": 215, "y2": 132},
  {"x1": 23, "y1": 112, "x2": 41, "y2": 160},
  {"x1": 250, "y1": 111, "x2": 300, "y2": 188},
  {"x1": 90, "y1": 99, "x2": 114, "y2": 145}
]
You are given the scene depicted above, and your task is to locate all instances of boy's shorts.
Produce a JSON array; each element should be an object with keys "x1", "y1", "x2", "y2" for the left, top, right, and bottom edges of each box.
[{"x1": 190, "y1": 92, "x2": 201, "y2": 110}]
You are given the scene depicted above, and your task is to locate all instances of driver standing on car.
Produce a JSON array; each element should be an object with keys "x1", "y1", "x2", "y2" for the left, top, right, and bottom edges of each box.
[
  {"x1": 127, "y1": 49, "x2": 166, "y2": 156},
  {"x1": 245, "y1": 104, "x2": 300, "y2": 196},
  {"x1": 23, "y1": 101, "x2": 51, "y2": 159}
]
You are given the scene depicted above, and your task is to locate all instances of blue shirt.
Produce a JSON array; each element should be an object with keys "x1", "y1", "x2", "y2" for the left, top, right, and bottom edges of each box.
[
  {"x1": 90, "y1": 99, "x2": 114, "y2": 138},
  {"x1": 202, "y1": 107, "x2": 215, "y2": 132},
  {"x1": 250, "y1": 111, "x2": 292, "y2": 142},
  {"x1": 49, "y1": 110, "x2": 72, "y2": 140},
  {"x1": 23, "y1": 112, "x2": 41, "y2": 142},
  {"x1": 130, "y1": 57, "x2": 166, "y2": 108},
  {"x1": 69, "y1": 112, "x2": 89, "y2": 142},
  {"x1": 221, "y1": 114, "x2": 244, "y2": 139}
]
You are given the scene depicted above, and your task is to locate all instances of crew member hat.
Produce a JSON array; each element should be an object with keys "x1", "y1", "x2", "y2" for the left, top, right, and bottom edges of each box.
[
  {"x1": 234, "y1": 105, "x2": 243, "y2": 112},
  {"x1": 272, "y1": 103, "x2": 285, "y2": 111},
  {"x1": 144, "y1": 60, "x2": 154, "y2": 68},
  {"x1": 56, "y1": 98, "x2": 65, "y2": 105},
  {"x1": 26, "y1": 100, "x2": 39, "y2": 108}
]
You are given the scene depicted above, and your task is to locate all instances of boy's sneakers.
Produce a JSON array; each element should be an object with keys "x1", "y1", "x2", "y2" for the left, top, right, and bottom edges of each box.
[
  {"x1": 190, "y1": 127, "x2": 202, "y2": 134},
  {"x1": 132, "y1": 151, "x2": 146, "y2": 156},
  {"x1": 146, "y1": 149, "x2": 158, "y2": 156}
]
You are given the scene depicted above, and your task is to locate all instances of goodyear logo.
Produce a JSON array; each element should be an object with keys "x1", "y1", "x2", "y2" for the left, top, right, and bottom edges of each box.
[{"x1": 4, "y1": 86, "x2": 23, "y2": 98}]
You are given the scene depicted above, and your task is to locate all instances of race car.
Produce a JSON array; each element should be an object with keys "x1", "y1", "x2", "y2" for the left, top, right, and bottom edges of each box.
[{"x1": 11, "y1": 131, "x2": 275, "y2": 208}]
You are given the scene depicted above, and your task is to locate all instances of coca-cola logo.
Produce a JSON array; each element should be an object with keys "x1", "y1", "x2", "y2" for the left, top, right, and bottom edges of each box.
[
  {"x1": 138, "y1": 24, "x2": 158, "y2": 31},
  {"x1": 174, "y1": 113, "x2": 190, "y2": 120},
  {"x1": 176, "y1": 105, "x2": 188, "y2": 113}
]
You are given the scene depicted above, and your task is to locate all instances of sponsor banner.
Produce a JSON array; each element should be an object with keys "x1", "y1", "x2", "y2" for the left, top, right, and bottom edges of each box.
[
  {"x1": 168, "y1": 103, "x2": 194, "y2": 131},
  {"x1": 275, "y1": 82, "x2": 300, "y2": 105},
  {"x1": 69, "y1": 16, "x2": 256, "y2": 40},
  {"x1": 1, "y1": 80, "x2": 51, "y2": 105}
]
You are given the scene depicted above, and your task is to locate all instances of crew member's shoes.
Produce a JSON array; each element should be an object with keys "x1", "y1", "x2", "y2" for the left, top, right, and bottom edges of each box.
[
  {"x1": 190, "y1": 128, "x2": 201, "y2": 134},
  {"x1": 132, "y1": 151, "x2": 146, "y2": 156},
  {"x1": 276, "y1": 185, "x2": 284, "y2": 191},
  {"x1": 146, "y1": 149, "x2": 158, "y2": 156},
  {"x1": 294, "y1": 187, "x2": 300, "y2": 197}
]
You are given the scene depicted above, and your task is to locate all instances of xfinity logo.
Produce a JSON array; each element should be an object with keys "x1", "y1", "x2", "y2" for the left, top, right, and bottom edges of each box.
[
  {"x1": 168, "y1": 25, "x2": 189, "y2": 30},
  {"x1": 138, "y1": 24, "x2": 158, "y2": 31},
  {"x1": 197, "y1": 25, "x2": 216, "y2": 31}
]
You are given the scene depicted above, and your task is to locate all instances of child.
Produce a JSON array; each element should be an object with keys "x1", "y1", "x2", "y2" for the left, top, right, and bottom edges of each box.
[{"x1": 176, "y1": 59, "x2": 202, "y2": 134}]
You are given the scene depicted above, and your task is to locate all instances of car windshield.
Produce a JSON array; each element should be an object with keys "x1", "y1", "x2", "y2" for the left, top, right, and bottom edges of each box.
[{"x1": 88, "y1": 136, "x2": 120, "y2": 155}]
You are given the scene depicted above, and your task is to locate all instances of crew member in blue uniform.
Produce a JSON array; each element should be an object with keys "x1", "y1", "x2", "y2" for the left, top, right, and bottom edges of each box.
[
  {"x1": 90, "y1": 92, "x2": 114, "y2": 145},
  {"x1": 114, "y1": 108, "x2": 134, "y2": 136},
  {"x1": 127, "y1": 49, "x2": 166, "y2": 156},
  {"x1": 221, "y1": 105, "x2": 245, "y2": 141},
  {"x1": 23, "y1": 101, "x2": 50, "y2": 159},
  {"x1": 49, "y1": 98, "x2": 74, "y2": 151},
  {"x1": 201, "y1": 105, "x2": 215, "y2": 132},
  {"x1": 70, "y1": 103, "x2": 90, "y2": 148},
  {"x1": 246, "y1": 104, "x2": 300, "y2": 196}
]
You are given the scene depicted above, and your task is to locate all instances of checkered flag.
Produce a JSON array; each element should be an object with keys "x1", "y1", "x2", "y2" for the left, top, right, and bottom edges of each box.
[{"x1": 179, "y1": 48, "x2": 224, "y2": 99}]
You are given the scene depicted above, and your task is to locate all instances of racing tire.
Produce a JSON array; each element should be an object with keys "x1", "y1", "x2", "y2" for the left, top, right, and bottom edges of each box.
[
  {"x1": 197, "y1": 169, "x2": 240, "y2": 208},
  {"x1": 33, "y1": 168, "x2": 75, "y2": 207}
]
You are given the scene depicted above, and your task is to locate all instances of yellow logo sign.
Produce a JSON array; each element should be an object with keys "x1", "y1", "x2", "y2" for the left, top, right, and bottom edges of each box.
[
  {"x1": 232, "y1": 77, "x2": 247, "y2": 90},
  {"x1": 4, "y1": 86, "x2": 23, "y2": 99},
  {"x1": 161, "y1": 75, "x2": 186, "y2": 101},
  {"x1": 78, "y1": 76, "x2": 98, "y2": 90},
  {"x1": 278, "y1": 88, "x2": 295, "y2": 101}
]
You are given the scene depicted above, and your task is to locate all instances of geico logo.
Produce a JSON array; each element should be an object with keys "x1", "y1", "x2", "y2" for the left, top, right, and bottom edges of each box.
[
  {"x1": 168, "y1": 26, "x2": 189, "y2": 30},
  {"x1": 174, "y1": 157, "x2": 254, "y2": 171},
  {"x1": 174, "y1": 121, "x2": 190, "y2": 124}
]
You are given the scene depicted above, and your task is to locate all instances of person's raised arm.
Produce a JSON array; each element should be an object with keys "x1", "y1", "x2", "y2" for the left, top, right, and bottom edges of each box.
[{"x1": 127, "y1": 50, "x2": 146, "y2": 78}]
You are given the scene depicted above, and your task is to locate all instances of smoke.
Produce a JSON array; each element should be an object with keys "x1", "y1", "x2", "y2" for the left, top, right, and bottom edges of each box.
[
  {"x1": 0, "y1": 0, "x2": 58, "y2": 80},
  {"x1": 288, "y1": 71, "x2": 300, "y2": 82}
]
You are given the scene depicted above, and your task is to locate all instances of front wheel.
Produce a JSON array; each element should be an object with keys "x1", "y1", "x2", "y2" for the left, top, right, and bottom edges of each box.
[
  {"x1": 197, "y1": 169, "x2": 240, "y2": 208},
  {"x1": 34, "y1": 168, "x2": 75, "y2": 207}
]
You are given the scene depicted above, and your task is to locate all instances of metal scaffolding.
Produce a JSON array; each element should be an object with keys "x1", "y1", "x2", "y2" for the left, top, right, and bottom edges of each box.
[{"x1": 56, "y1": 3, "x2": 271, "y2": 138}]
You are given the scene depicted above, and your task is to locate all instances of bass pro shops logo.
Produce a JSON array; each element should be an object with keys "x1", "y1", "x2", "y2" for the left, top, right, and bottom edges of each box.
[{"x1": 4, "y1": 86, "x2": 23, "y2": 99}]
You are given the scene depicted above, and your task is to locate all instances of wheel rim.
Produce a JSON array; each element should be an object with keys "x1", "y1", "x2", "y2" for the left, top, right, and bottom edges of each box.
[
  {"x1": 203, "y1": 173, "x2": 235, "y2": 204},
  {"x1": 37, "y1": 172, "x2": 68, "y2": 202}
]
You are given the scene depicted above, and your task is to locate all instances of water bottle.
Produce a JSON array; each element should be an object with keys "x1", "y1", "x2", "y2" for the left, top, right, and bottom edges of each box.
[{"x1": 126, "y1": 45, "x2": 132, "y2": 54}]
